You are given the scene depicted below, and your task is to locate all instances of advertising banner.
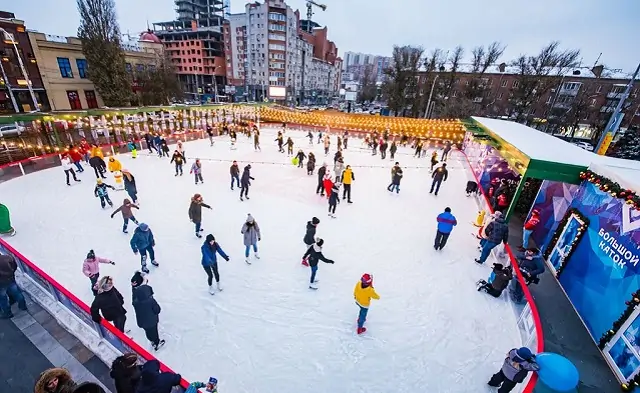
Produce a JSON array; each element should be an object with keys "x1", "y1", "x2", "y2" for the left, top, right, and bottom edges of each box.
[
  {"x1": 53, "y1": 286, "x2": 102, "y2": 335},
  {"x1": 99, "y1": 324, "x2": 138, "y2": 355},
  {"x1": 13, "y1": 255, "x2": 56, "y2": 299}
]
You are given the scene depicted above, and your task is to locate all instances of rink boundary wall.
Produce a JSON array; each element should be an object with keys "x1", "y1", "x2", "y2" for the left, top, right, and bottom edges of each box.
[{"x1": 458, "y1": 150, "x2": 543, "y2": 393}]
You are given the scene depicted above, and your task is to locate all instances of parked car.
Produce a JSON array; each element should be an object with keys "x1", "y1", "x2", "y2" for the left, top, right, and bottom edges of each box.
[
  {"x1": 573, "y1": 141, "x2": 595, "y2": 151},
  {"x1": 0, "y1": 125, "x2": 25, "y2": 137}
]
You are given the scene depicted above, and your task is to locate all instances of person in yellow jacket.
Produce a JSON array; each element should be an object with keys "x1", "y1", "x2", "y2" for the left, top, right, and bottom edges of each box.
[
  {"x1": 354, "y1": 273, "x2": 380, "y2": 334},
  {"x1": 108, "y1": 157, "x2": 122, "y2": 172},
  {"x1": 90, "y1": 144, "x2": 104, "y2": 159},
  {"x1": 341, "y1": 165, "x2": 355, "y2": 203}
]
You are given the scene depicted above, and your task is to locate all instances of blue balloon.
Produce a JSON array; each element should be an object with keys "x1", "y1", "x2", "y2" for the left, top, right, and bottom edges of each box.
[{"x1": 536, "y1": 352, "x2": 579, "y2": 392}]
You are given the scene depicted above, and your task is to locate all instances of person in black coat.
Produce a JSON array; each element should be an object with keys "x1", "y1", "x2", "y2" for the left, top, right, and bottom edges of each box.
[
  {"x1": 89, "y1": 155, "x2": 107, "y2": 179},
  {"x1": 380, "y1": 141, "x2": 388, "y2": 159},
  {"x1": 389, "y1": 141, "x2": 397, "y2": 160},
  {"x1": 307, "y1": 153, "x2": 316, "y2": 175},
  {"x1": 135, "y1": 360, "x2": 181, "y2": 393},
  {"x1": 240, "y1": 164, "x2": 254, "y2": 201},
  {"x1": 122, "y1": 170, "x2": 138, "y2": 203},
  {"x1": 430, "y1": 163, "x2": 448, "y2": 196},
  {"x1": 110, "y1": 353, "x2": 142, "y2": 393},
  {"x1": 131, "y1": 272, "x2": 164, "y2": 351},
  {"x1": 316, "y1": 164, "x2": 327, "y2": 195},
  {"x1": 302, "y1": 217, "x2": 320, "y2": 266},
  {"x1": 328, "y1": 182, "x2": 341, "y2": 217},
  {"x1": 90, "y1": 276, "x2": 127, "y2": 332},
  {"x1": 296, "y1": 150, "x2": 306, "y2": 168},
  {"x1": 144, "y1": 133, "x2": 155, "y2": 153},
  {"x1": 302, "y1": 238, "x2": 335, "y2": 290},
  {"x1": 387, "y1": 163, "x2": 403, "y2": 193}
]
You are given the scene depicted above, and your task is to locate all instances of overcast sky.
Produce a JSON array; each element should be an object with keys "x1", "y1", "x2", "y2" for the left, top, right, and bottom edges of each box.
[{"x1": 8, "y1": 0, "x2": 640, "y2": 74}]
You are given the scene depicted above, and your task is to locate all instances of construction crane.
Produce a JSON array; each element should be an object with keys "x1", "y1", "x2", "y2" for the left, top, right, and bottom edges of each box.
[{"x1": 306, "y1": 1, "x2": 327, "y2": 33}]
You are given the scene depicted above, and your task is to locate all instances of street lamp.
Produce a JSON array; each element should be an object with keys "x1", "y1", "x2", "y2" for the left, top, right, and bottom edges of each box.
[{"x1": 0, "y1": 27, "x2": 40, "y2": 111}]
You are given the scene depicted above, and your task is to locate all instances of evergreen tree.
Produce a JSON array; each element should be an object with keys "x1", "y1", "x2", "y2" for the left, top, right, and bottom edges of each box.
[
  {"x1": 610, "y1": 127, "x2": 640, "y2": 161},
  {"x1": 137, "y1": 51, "x2": 183, "y2": 106},
  {"x1": 77, "y1": 0, "x2": 132, "y2": 107}
]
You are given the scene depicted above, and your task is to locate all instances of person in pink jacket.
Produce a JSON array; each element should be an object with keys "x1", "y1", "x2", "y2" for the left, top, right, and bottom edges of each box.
[{"x1": 82, "y1": 249, "x2": 115, "y2": 296}]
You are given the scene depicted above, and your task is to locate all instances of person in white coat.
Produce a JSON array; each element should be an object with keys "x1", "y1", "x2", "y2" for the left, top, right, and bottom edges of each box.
[{"x1": 61, "y1": 154, "x2": 81, "y2": 186}]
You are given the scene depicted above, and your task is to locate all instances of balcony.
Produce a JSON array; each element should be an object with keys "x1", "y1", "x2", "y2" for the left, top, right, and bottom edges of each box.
[
  {"x1": 553, "y1": 102, "x2": 572, "y2": 110},
  {"x1": 607, "y1": 91, "x2": 624, "y2": 100},
  {"x1": 559, "y1": 87, "x2": 580, "y2": 96}
]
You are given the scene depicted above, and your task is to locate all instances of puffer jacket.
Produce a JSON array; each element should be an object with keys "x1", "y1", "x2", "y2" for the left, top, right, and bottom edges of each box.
[
  {"x1": 111, "y1": 199, "x2": 139, "y2": 219},
  {"x1": 303, "y1": 221, "x2": 317, "y2": 245},
  {"x1": 110, "y1": 356, "x2": 142, "y2": 393},
  {"x1": 241, "y1": 221, "x2": 261, "y2": 246},
  {"x1": 354, "y1": 282, "x2": 380, "y2": 308},
  {"x1": 241, "y1": 166, "x2": 254, "y2": 186},
  {"x1": 130, "y1": 227, "x2": 155, "y2": 252},
  {"x1": 82, "y1": 256, "x2": 112, "y2": 278},
  {"x1": 500, "y1": 349, "x2": 539, "y2": 383},
  {"x1": 302, "y1": 243, "x2": 334, "y2": 268},
  {"x1": 342, "y1": 168, "x2": 354, "y2": 184},
  {"x1": 517, "y1": 250, "x2": 546, "y2": 277},
  {"x1": 132, "y1": 284, "x2": 161, "y2": 329},
  {"x1": 485, "y1": 217, "x2": 509, "y2": 244},
  {"x1": 34, "y1": 368, "x2": 76, "y2": 393},
  {"x1": 90, "y1": 286, "x2": 126, "y2": 322},
  {"x1": 135, "y1": 360, "x2": 181, "y2": 393},
  {"x1": 108, "y1": 158, "x2": 122, "y2": 172},
  {"x1": 201, "y1": 241, "x2": 229, "y2": 267},
  {"x1": 491, "y1": 268, "x2": 512, "y2": 291},
  {"x1": 0, "y1": 254, "x2": 17, "y2": 286}
]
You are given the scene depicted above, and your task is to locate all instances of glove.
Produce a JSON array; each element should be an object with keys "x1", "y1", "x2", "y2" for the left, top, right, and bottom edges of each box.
[
  {"x1": 133, "y1": 250, "x2": 138, "y2": 255},
  {"x1": 328, "y1": 260, "x2": 335, "y2": 264},
  {"x1": 224, "y1": 257, "x2": 230, "y2": 261},
  {"x1": 110, "y1": 261, "x2": 116, "y2": 265},
  {"x1": 258, "y1": 238, "x2": 261, "y2": 241}
]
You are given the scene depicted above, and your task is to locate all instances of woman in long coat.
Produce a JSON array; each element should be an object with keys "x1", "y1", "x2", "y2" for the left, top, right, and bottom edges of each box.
[
  {"x1": 241, "y1": 214, "x2": 261, "y2": 264},
  {"x1": 122, "y1": 170, "x2": 138, "y2": 203}
]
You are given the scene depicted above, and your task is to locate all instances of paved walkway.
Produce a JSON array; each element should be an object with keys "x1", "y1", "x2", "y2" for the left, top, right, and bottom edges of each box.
[
  {"x1": 507, "y1": 218, "x2": 620, "y2": 393},
  {"x1": 0, "y1": 294, "x2": 114, "y2": 392}
]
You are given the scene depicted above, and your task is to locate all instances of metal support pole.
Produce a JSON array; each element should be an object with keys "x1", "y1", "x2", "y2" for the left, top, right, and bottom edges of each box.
[
  {"x1": 424, "y1": 75, "x2": 439, "y2": 119},
  {"x1": 0, "y1": 59, "x2": 19, "y2": 112},
  {"x1": 505, "y1": 174, "x2": 528, "y2": 223},
  {"x1": 0, "y1": 27, "x2": 39, "y2": 111}
]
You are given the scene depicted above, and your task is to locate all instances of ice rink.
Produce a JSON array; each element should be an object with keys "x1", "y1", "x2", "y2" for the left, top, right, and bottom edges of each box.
[{"x1": 1, "y1": 128, "x2": 521, "y2": 393}]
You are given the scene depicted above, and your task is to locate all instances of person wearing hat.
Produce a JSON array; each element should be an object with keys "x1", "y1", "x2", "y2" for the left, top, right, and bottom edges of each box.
[
  {"x1": 476, "y1": 263, "x2": 513, "y2": 298},
  {"x1": 301, "y1": 217, "x2": 320, "y2": 266},
  {"x1": 521, "y1": 208, "x2": 541, "y2": 249},
  {"x1": 108, "y1": 156, "x2": 122, "y2": 173},
  {"x1": 131, "y1": 272, "x2": 165, "y2": 351},
  {"x1": 488, "y1": 347, "x2": 539, "y2": 392},
  {"x1": 82, "y1": 250, "x2": 115, "y2": 296},
  {"x1": 188, "y1": 194, "x2": 212, "y2": 238},
  {"x1": 241, "y1": 214, "x2": 261, "y2": 264},
  {"x1": 430, "y1": 163, "x2": 448, "y2": 196},
  {"x1": 111, "y1": 199, "x2": 140, "y2": 234},
  {"x1": 110, "y1": 353, "x2": 142, "y2": 393},
  {"x1": 94, "y1": 178, "x2": 115, "y2": 209},
  {"x1": 122, "y1": 170, "x2": 138, "y2": 204},
  {"x1": 170, "y1": 150, "x2": 185, "y2": 176},
  {"x1": 353, "y1": 273, "x2": 380, "y2": 334},
  {"x1": 90, "y1": 276, "x2": 127, "y2": 332},
  {"x1": 316, "y1": 163, "x2": 327, "y2": 195},
  {"x1": 302, "y1": 238, "x2": 335, "y2": 290},
  {"x1": 387, "y1": 163, "x2": 403, "y2": 193},
  {"x1": 201, "y1": 234, "x2": 230, "y2": 294},
  {"x1": 135, "y1": 359, "x2": 181, "y2": 393},
  {"x1": 34, "y1": 368, "x2": 76, "y2": 393},
  {"x1": 130, "y1": 223, "x2": 157, "y2": 274}
]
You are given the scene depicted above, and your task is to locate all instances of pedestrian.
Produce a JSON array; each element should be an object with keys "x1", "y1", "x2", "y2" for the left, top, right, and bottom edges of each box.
[
  {"x1": 0, "y1": 254, "x2": 27, "y2": 319},
  {"x1": 442, "y1": 141, "x2": 452, "y2": 161},
  {"x1": 307, "y1": 131, "x2": 313, "y2": 145},
  {"x1": 430, "y1": 151, "x2": 439, "y2": 171},
  {"x1": 275, "y1": 131, "x2": 284, "y2": 153},
  {"x1": 110, "y1": 353, "x2": 142, "y2": 393},
  {"x1": 241, "y1": 214, "x2": 261, "y2": 264},
  {"x1": 122, "y1": 170, "x2": 138, "y2": 204},
  {"x1": 89, "y1": 154, "x2": 107, "y2": 179},
  {"x1": 414, "y1": 140, "x2": 423, "y2": 157},
  {"x1": 188, "y1": 193, "x2": 212, "y2": 238},
  {"x1": 316, "y1": 163, "x2": 327, "y2": 195},
  {"x1": 240, "y1": 164, "x2": 254, "y2": 201},
  {"x1": 130, "y1": 223, "x2": 158, "y2": 273},
  {"x1": 131, "y1": 272, "x2": 165, "y2": 351},
  {"x1": 34, "y1": 368, "x2": 76, "y2": 393},
  {"x1": 387, "y1": 162, "x2": 403, "y2": 193},
  {"x1": 328, "y1": 181, "x2": 341, "y2": 218},
  {"x1": 521, "y1": 209, "x2": 540, "y2": 249},
  {"x1": 134, "y1": 360, "x2": 182, "y2": 393},
  {"x1": 230, "y1": 160, "x2": 240, "y2": 190},
  {"x1": 488, "y1": 347, "x2": 539, "y2": 393},
  {"x1": 207, "y1": 126, "x2": 215, "y2": 146},
  {"x1": 201, "y1": 234, "x2": 229, "y2": 294},
  {"x1": 380, "y1": 140, "x2": 388, "y2": 159},
  {"x1": 435, "y1": 207, "x2": 457, "y2": 250},
  {"x1": 317, "y1": 131, "x2": 322, "y2": 144},
  {"x1": 301, "y1": 217, "x2": 320, "y2": 266},
  {"x1": 153, "y1": 134, "x2": 162, "y2": 157},
  {"x1": 475, "y1": 213, "x2": 509, "y2": 264},
  {"x1": 61, "y1": 154, "x2": 81, "y2": 186},
  {"x1": 67, "y1": 145, "x2": 85, "y2": 172},
  {"x1": 477, "y1": 263, "x2": 513, "y2": 298},
  {"x1": 253, "y1": 127, "x2": 261, "y2": 151},
  {"x1": 323, "y1": 171, "x2": 334, "y2": 199},
  {"x1": 111, "y1": 199, "x2": 140, "y2": 233},
  {"x1": 324, "y1": 135, "x2": 330, "y2": 155},
  {"x1": 389, "y1": 141, "x2": 397, "y2": 160},
  {"x1": 337, "y1": 136, "x2": 342, "y2": 150},
  {"x1": 108, "y1": 157, "x2": 122, "y2": 173},
  {"x1": 296, "y1": 149, "x2": 306, "y2": 168},
  {"x1": 285, "y1": 137, "x2": 294, "y2": 156},
  {"x1": 510, "y1": 247, "x2": 545, "y2": 303},
  {"x1": 371, "y1": 138, "x2": 378, "y2": 155},
  {"x1": 354, "y1": 273, "x2": 380, "y2": 334},
  {"x1": 341, "y1": 165, "x2": 354, "y2": 203},
  {"x1": 190, "y1": 158, "x2": 204, "y2": 184},
  {"x1": 307, "y1": 152, "x2": 316, "y2": 175},
  {"x1": 170, "y1": 150, "x2": 184, "y2": 176},
  {"x1": 343, "y1": 131, "x2": 349, "y2": 149},
  {"x1": 94, "y1": 179, "x2": 115, "y2": 208},
  {"x1": 303, "y1": 238, "x2": 335, "y2": 290},
  {"x1": 90, "y1": 276, "x2": 127, "y2": 332},
  {"x1": 430, "y1": 163, "x2": 448, "y2": 196},
  {"x1": 82, "y1": 250, "x2": 115, "y2": 296},
  {"x1": 144, "y1": 133, "x2": 155, "y2": 153}
]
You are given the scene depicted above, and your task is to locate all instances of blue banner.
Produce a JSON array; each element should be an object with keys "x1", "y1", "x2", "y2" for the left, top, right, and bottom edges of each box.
[
  {"x1": 53, "y1": 287, "x2": 102, "y2": 334},
  {"x1": 99, "y1": 324, "x2": 138, "y2": 355}
]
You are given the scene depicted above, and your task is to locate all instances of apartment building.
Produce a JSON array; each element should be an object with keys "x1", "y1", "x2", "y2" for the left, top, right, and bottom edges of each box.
[{"x1": 342, "y1": 51, "x2": 391, "y2": 83}]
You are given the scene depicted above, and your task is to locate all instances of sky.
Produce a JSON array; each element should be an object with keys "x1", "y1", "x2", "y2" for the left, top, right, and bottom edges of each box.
[{"x1": 7, "y1": 0, "x2": 640, "y2": 74}]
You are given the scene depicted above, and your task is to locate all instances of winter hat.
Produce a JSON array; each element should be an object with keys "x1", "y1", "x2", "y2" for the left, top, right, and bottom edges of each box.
[
  {"x1": 315, "y1": 238, "x2": 324, "y2": 247},
  {"x1": 246, "y1": 214, "x2": 255, "y2": 223},
  {"x1": 86, "y1": 250, "x2": 95, "y2": 260},
  {"x1": 138, "y1": 223, "x2": 149, "y2": 231},
  {"x1": 312, "y1": 217, "x2": 320, "y2": 225},
  {"x1": 444, "y1": 207, "x2": 452, "y2": 213},
  {"x1": 96, "y1": 178, "x2": 103, "y2": 184},
  {"x1": 361, "y1": 273, "x2": 373, "y2": 286},
  {"x1": 205, "y1": 234, "x2": 215, "y2": 243},
  {"x1": 131, "y1": 271, "x2": 145, "y2": 288},
  {"x1": 516, "y1": 347, "x2": 534, "y2": 361}
]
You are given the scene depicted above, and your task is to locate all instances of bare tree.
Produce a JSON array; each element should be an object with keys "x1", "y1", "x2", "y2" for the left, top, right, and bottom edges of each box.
[
  {"x1": 137, "y1": 50, "x2": 183, "y2": 106},
  {"x1": 357, "y1": 65, "x2": 377, "y2": 103},
  {"x1": 382, "y1": 46, "x2": 424, "y2": 116}
]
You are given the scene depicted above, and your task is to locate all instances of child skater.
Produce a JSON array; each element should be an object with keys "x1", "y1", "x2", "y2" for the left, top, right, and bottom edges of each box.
[
  {"x1": 82, "y1": 249, "x2": 115, "y2": 296},
  {"x1": 190, "y1": 159, "x2": 204, "y2": 184},
  {"x1": 110, "y1": 198, "x2": 140, "y2": 233},
  {"x1": 241, "y1": 214, "x2": 261, "y2": 264},
  {"x1": 302, "y1": 238, "x2": 335, "y2": 290},
  {"x1": 354, "y1": 273, "x2": 380, "y2": 334},
  {"x1": 94, "y1": 179, "x2": 115, "y2": 208},
  {"x1": 328, "y1": 179, "x2": 341, "y2": 218},
  {"x1": 430, "y1": 151, "x2": 439, "y2": 172},
  {"x1": 127, "y1": 139, "x2": 138, "y2": 159}
]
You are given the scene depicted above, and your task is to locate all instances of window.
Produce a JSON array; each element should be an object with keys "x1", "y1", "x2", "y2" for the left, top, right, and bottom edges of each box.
[
  {"x1": 501, "y1": 79, "x2": 507, "y2": 87},
  {"x1": 197, "y1": 50, "x2": 201, "y2": 54},
  {"x1": 125, "y1": 63, "x2": 132, "y2": 73},
  {"x1": 512, "y1": 81, "x2": 520, "y2": 88},
  {"x1": 148, "y1": 65, "x2": 156, "y2": 72},
  {"x1": 589, "y1": 98, "x2": 597, "y2": 107},
  {"x1": 596, "y1": 85, "x2": 602, "y2": 93},
  {"x1": 57, "y1": 57, "x2": 73, "y2": 78},
  {"x1": 563, "y1": 82, "x2": 580, "y2": 90},
  {"x1": 84, "y1": 90, "x2": 98, "y2": 109},
  {"x1": 268, "y1": 23, "x2": 286, "y2": 32},
  {"x1": 136, "y1": 64, "x2": 145, "y2": 73},
  {"x1": 497, "y1": 92, "x2": 503, "y2": 100},
  {"x1": 67, "y1": 91, "x2": 82, "y2": 110},
  {"x1": 76, "y1": 59, "x2": 88, "y2": 78}
]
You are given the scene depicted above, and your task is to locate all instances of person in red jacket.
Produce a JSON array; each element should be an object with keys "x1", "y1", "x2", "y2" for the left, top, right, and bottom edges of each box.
[
  {"x1": 67, "y1": 145, "x2": 85, "y2": 172},
  {"x1": 522, "y1": 209, "x2": 540, "y2": 249},
  {"x1": 495, "y1": 193, "x2": 509, "y2": 212},
  {"x1": 323, "y1": 172, "x2": 334, "y2": 199},
  {"x1": 79, "y1": 139, "x2": 91, "y2": 163}
]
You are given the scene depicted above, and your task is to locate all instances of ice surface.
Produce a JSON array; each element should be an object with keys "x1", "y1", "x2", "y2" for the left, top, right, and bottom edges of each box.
[{"x1": 1, "y1": 128, "x2": 521, "y2": 393}]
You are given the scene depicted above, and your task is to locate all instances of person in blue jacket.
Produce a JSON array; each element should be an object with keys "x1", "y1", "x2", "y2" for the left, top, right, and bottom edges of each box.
[
  {"x1": 435, "y1": 207, "x2": 457, "y2": 250},
  {"x1": 135, "y1": 359, "x2": 181, "y2": 393},
  {"x1": 152, "y1": 134, "x2": 163, "y2": 157},
  {"x1": 130, "y1": 223, "x2": 157, "y2": 274},
  {"x1": 201, "y1": 234, "x2": 229, "y2": 295}
]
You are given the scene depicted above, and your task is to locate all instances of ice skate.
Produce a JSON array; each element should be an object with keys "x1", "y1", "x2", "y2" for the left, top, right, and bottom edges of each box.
[
  {"x1": 309, "y1": 283, "x2": 318, "y2": 290},
  {"x1": 151, "y1": 260, "x2": 159, "y2": 267},
  {"x1": 476, "y1": 279, "x2": 487, "y2": 290},
  {"x1": 357, "y1": 327, "x2": 367, "y2": 335},
  {"x1": 254, "y1": 253, "x2": 260, "y2": 259},
  {"x1": 141, "y1": 265, "x2": 150, "y2": 274},
  {"x1": 216, "y1": 282, "x2": 223, "y2": 292},
  {"x1": 123, "y1": 230, "x2": 128, "y2": 234},
  {"x1": 208, "y1": 285, "x2": 216, "y2": 295},
  {"x1": 245, "y1": 257, "x2": 252, "y2": 265},
  {"x1": 153, "y1": 339, "x2": 166, "y2": 351},
  {"x1": 240, "y1": 197, "x2": 243, "y2": 201},
  {"x1": 196, "y1": 233, "x2": 202, "y2": 238}
]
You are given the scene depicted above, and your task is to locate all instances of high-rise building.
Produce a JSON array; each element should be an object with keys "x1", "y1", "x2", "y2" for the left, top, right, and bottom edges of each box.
[
  {"x1": 153, "y1": 0, "x2": 226, "y2": 101},
  {"x1": 342, "y1": 51, "x2": 391, "y2": 83}
]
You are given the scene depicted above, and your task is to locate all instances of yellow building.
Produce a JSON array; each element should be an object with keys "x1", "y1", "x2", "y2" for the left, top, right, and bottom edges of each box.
[{"x1": 28, "y1": 31, "x2": 163, "y2": 111}]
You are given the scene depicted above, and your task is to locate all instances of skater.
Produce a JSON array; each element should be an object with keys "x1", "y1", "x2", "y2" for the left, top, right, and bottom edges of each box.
[
  {"x1": 190, "y1": 159, "x2": 204, "y2": 184},
  {"x1": 307, "y1": 131, "x2": 313, "y2": 144},
  {"x1": 387, "y1": 162, "x2": 403, "y2": 193},
  {"x1": 0, "y1": 204, "x2": 16, "y2": 237},
  {"x1": 302, "y1": 238, "x2": 335, "y2": 289},
  {"x1": 430, "y1": 151, "x2": 439, "y2": 171},
  {"x1": 337, "y1": 136, "x2": 343, "y2": 150},
  {"x1": 475, "y1": 213, "x2": 509, "y2": 264},
  {"x1": 343, "y1": 131, "x2": 349, "y2": 149},
  {"x1": 170, "y1": 150, "x2": 185, "y2": 176},
  {"x1": 302, "y1": 217, "x2": 320, "y2": 266},
  {"x1": 413, "y1": 140, "x2": 423, "y2": 157},
  {"x1": 0, "y1": 254, "x2": 27, "y2": 319},
  {"x1": 328, "y1": 181, "x2": 341, "y2": 217},
  {"x1": 323, "y1": 135, "x2": 330, "y2": 155},
  {"x1": 111, "y1": 199, "x2": 139, "y2": 233},
  {"x1": 354, "y1": 273, "x2": 380, "y2": 334},
  {"x1": 371, "y1": 138, "x2": 378, "y2": 156},
  {"x1": 333, "y1": 150, "x2": 342, "y2": 166},
  {"x1": 108, "y1": 157, "x2": 122, "y2": 173},
  {"x1": 122, "y1": 170, "x2": 138, "y2": 204},
  {"x1": 285, "y1": 137, "x2": 294, "y2": 156},
  {"x1": 389, "y1": 141, "x2": 397, "y2": 160},
  {"x1": 442, "y1": 141, "x2": 452, "y2": 161},
  {"x1": 131, "y1": 272, "x2": 165, "y2": 351},
  {"x1": 253, "y1": 127, "x2": 261, "y2": 151},
  {"x1": 317, "y1": 131, "x2": 323, "y2": 144},
  {"x1": 466, "y1": 180, "x2": 479, "y2": 196},
  {"x1": 307, "y1": 152, "x2": 316, "y2": 175},
  {"x1": 144, "y1": 133, "x2": 155, "y2": 153},
  {"x1": 94, "y1": 179, "x2": 115, "y2": 208},
  {"x1": 380, "y1": 139, "x2": 388, "y2": 159},
  {"x1": 207, "y1": 126, "x2": 215, "y2": 146},
  {"x1": 201, "y1": 234, "x2": 229, "y2": 294},
  {"x1": 135, "y1": 360, "x2": 182, "y2": 393},
  {"x1": 89, "y1": 152, "x2": 107, "y2": 179},
  {"x1": 296, "y1": 150, "x2": 306, "y2": 168},
  {"x1": 230, "y1": 161, "x2": 240, "y2": 190},
  {"x1": 160, "y1": 138, "x2": 170, "y2": 158},
  {"x1": 188, "y1": 193, "x2": 212, "y2": 238},
  {"x1": 430, "y1": 163, "x2": 448, "y2": 195},
  {"x1": 90, "y1": 276, "x2": 127, "y2": 333},
  {"x1": 82, "y1": 249, "x2": 115, "y2": 296},
  {"x1": 240, "y1": 164, "x2": 254, "y2": 201},
  {"x1": 90, "y1": 144, "x2": 104, "y2": 159},
  {"x1": 153, "y1": 134, "x2": 162, "y2": 157},
  {"x1": 130, "y1": 223, "x2": 157, "y2": 273},
  {"x1": 434, "y1": 207, "x2": 457, "y2": 250},
  {"x1": 176, "y1": 140, "x2": 186, "y2": 161},
  {"x1": 127, "y1": 140, "x2": 138, "y2": 159},
  {"x1": 67, "y1": 145, "x2": 85, "y2": 172},
  {"x1": 316, "y1": 164, "x2": 328, "y2": 195},
  {"x1": 488, "y1": 347, "x2": 539, "y2": 393},
  {"x1": 110, "y1": 353, "x2": 142, "y2": 393},
  {"x1": 477, "y1": 263, "x2": 512, "y2": 298},
  {"x1": 241, "y1": 214, "x2": 261, "y2": 264},
  {"x1": 275, "y1": 131, "x2": 284, "y2": 153},
  {"x1": 323, "y1": 171, "x2": 334, "y2": 199},
  {"x1": 341, "y1": 165, "x2": 354, "y2": 203},
  {"x1": 334, "y1": 157, "x2": 345, "y2": 176},
  {"x1": 61, "y1": 154, "x2": 81, "y2": 186}
]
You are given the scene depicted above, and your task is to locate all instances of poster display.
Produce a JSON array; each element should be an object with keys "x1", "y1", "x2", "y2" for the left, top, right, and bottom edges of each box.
[
  {"x1": 54, "y1": 287, "x2": 102, "y2": 334},
  {"x1": 547, "y1": 214, "x2": 585, "y2": 274}
]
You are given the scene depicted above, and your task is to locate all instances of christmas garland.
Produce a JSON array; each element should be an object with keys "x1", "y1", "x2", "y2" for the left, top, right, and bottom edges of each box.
[
  {"x1": 579, "y1": 170, "x2": 640, "y2": 211},
  {"x1": 542, "y1": 208, "x2": 589, "y2": 277}
]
